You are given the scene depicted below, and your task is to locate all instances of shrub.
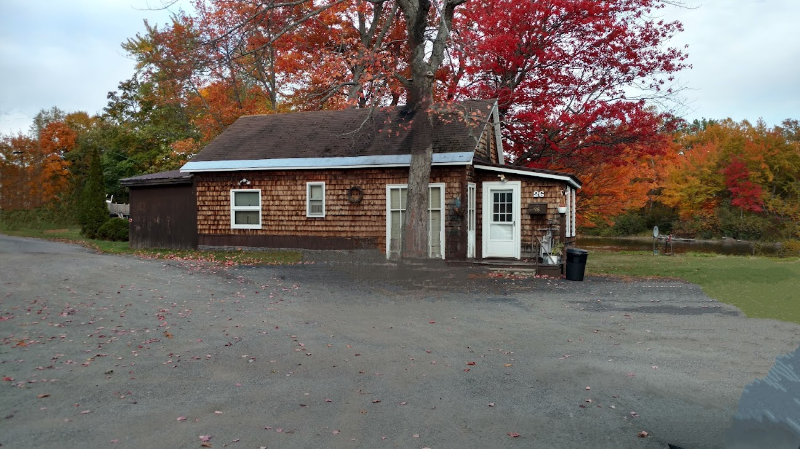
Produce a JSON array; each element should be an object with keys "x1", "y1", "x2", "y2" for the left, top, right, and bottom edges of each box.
[
  {"x1": 0, "y1": 205, "x2": 76, "y2": 231},
  {"x1": 717, "y1": 207, "x2": 774, "y2": 241},
  {"x1": 609, "y1": 212, "x2": 647, "y2": 236},
  {"x1": 670, "y1": 214, "x2": 720, "y2": 239},
  {"x1": 643, "y1": 202, "x2": 678, "y2": 234},
  {"x1": 97, "y1": 218, "x2": 129, "y2": 241},
  {"x1": 781, "y1": 240, "x2": 800, "y2": 257}
]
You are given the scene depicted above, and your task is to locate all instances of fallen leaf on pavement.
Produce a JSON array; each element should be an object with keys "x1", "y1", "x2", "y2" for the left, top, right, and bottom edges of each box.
[
  {"x1": 638, "y1": 431, "x2": 648, "y2": 437},
  {"x1": 508, "y1": 432, "x2": 520, "y2": 438}
]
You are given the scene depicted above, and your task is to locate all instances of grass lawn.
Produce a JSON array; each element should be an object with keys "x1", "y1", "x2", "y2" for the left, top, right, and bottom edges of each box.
[
  {"x1": 589, "y1": 251, "x2": 800, "y2": 324},
  {"x1": 0, "y1": 225, "x2": 303, "y2": 266}
]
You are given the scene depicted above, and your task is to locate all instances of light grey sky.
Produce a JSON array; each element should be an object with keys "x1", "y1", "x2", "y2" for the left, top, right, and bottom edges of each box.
[
  {"x1": 0, "y1": 0, "x2": 190, "y2": 135},
  {"x1": 665, "y1": 0, "x2": 800, "y2": 126},
  {"x1": 1, "y1": 0, "x2": 798, "y2": 136}
]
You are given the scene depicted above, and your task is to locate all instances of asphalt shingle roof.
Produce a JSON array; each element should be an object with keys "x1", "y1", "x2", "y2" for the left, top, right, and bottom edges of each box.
[
  {"x1": 119, "y1": 170, "x2": 193, "y2": 187},
  {"x1": 189, "y1": 100, "x2": 497, "y2": 162}
]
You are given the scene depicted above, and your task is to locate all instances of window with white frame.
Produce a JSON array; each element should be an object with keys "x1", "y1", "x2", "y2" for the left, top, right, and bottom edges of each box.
[
  {"x1": 230, "y1": 189, "x2": 261, "y2": 229},
  {"x1": 306, "y1": 182, "x2": 325, "y2": 217}
]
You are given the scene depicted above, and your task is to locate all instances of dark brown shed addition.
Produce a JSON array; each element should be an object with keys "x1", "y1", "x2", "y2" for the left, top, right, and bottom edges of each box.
[
  {"x1": 131, "y1": 100, "x2": 581, "y2": 260},
  {"x1": 120, "y1": 170, "x2": 197, "y2": 250}
]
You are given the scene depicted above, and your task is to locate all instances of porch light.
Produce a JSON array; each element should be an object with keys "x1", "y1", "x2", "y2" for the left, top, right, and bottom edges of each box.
[{"x1": 497, "y1": 174, "x2": 506, "y2": 182}]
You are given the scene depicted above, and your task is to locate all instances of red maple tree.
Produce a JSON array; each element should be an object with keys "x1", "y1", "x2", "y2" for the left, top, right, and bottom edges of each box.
[{"x1": 451, "y1": 0, "x2": 688, "y2": 170}]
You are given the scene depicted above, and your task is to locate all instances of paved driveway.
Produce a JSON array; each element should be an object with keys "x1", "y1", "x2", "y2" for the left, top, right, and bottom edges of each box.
[{"x1": 1, "y1": 234, "x2": 799, "y2": 448}]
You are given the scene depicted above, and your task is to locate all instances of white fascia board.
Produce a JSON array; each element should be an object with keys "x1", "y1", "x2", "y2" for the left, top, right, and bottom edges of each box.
[
  {"x1": 475, "y1": 164, "x2": 581, "y2": 189},
  {"x1": 490, "y1": 103, "x2": 505, "y2": 165},
  {"x1": 181, "y1": 152, "x2": 474, "y2": 173}
]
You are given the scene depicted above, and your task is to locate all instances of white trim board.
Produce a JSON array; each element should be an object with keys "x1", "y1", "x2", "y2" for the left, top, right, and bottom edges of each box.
[
  {"x1": 490, "y1": 104, "x2": 505, "y2": 165},
  {"x1": 482, "y1": 181, "x2": 522, "y2": 259},
  {"x1": 474, "y1": 164, "x2": 581, "y2": 189},
  {"x1": 181, "y1": 153, "x2": 474, "y2": 173}
]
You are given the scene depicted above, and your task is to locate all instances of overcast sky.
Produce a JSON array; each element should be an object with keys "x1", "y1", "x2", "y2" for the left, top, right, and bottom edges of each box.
[{"x1": 1, "y1": 0, "x2": 798, "y2": 136}]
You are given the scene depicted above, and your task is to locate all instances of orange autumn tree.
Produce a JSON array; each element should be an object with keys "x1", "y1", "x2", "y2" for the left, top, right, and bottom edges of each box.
[
  {"x1": 658, "y1": 118, "x2": 800, "y2": 238},
  {"x1": 547, "y1": 138, "x2": 671, "y2": 228},
  {"x1": 572, "y1": 152, "x2": 657, "y2": 228},
  {"x1": 288, "y1": 0, "x2": 409, "y2": 109},
  {"x1": 1, "y1": 111, "x2": 96, "y2": 213},
  {"x1": 33, "y1": 121, "x2": 77, "y2": 207},
  {"x1": 0, "y1": 133, "x2": 37, "y2": 210}
]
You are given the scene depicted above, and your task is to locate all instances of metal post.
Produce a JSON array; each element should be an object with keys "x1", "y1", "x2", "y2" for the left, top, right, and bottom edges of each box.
[{"x1": 653, "y1": 226, "x2": 659, "y2": 255}]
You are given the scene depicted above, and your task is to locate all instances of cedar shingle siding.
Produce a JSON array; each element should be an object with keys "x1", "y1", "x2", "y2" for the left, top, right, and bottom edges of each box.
[{"x1": 196, "y1": 167, "x2": 465, "y2": 256}]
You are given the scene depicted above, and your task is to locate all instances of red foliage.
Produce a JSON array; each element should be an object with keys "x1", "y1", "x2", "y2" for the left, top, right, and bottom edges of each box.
[
  {"x1": 722, "y1": 158, "x2": 764, "y2": 212},
  {"x1": 452, "y1": 0, "x2": 688, "y2": 169}
]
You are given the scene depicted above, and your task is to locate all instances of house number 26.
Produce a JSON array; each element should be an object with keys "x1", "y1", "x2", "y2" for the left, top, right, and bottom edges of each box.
[{"x1": 532, "y1": 191, "x2": 545, "y2": 198}]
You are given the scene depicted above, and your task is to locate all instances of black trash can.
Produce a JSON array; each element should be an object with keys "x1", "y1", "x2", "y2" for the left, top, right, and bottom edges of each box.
[{"x1": 565, "y1": 248, "x2": 589, "y2": 281}]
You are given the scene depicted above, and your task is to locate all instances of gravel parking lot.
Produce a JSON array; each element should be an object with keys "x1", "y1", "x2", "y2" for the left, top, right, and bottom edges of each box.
[{"x1": 1, "y1": 234, "x2": 799, "y2": 448}]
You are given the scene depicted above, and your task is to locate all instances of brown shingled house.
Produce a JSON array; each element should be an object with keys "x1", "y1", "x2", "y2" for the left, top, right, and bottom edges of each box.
[{"x1": 124, "y1": 99, "x2": 581, "y2": 259}]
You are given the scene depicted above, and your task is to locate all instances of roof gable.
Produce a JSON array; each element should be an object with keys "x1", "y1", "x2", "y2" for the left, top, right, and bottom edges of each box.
[{"x1": 183, "y1": 100, "x2": 498, "y2": 172}]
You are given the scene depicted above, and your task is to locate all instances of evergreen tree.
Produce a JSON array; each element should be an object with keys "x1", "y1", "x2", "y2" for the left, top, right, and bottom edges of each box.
[{"x1": 79, "y1": 148, "x2": 109, "y2": 238}]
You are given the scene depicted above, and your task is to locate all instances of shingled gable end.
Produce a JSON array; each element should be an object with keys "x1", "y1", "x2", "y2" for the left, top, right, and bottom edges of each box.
[{"x1": 125, "y1": 99, "x2": 581, "y2": 261}]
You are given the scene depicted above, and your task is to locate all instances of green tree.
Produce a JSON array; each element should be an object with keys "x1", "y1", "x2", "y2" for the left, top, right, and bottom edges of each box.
[{"x1": 79, "y1": 148, "x2": 109, "y2": 238}]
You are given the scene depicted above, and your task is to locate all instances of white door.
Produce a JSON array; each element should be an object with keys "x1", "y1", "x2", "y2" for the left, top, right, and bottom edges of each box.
[
  {"x1": 386, "y1": 184, "x2": 445, "y2": 259},
  {"x1": 482, "y1": 181, "x2": 521, "y2": 259},
  {"x1": 467, "y1": 183, "x2": 476, "y2": 258}
]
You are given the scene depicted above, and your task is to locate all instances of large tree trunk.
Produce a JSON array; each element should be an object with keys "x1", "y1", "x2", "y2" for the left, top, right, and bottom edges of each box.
[
  {"x1": 402, "y1": 97, "x2": 433, "y2": 259},
  {"x1": 400, "y1": 0, "x2": 434, "y2": 259},
  {"x1": 397, "y1": 0, "x2": 464, "y2": 259}
]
